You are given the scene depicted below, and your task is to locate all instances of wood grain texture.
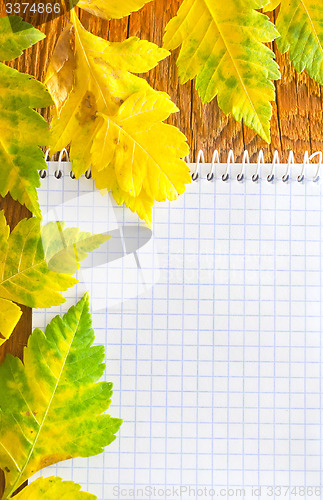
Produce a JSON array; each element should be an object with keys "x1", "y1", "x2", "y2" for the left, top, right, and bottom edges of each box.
[{"x1": 0, "y1": 2, "x2": 323, "y2": 496}]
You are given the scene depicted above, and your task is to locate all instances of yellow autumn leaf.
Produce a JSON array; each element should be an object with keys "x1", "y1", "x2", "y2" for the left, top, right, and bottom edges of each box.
[
  {"x1": 91, "y1": 91, "x2": 190, "y2": 225},
  {"x1": 0, "y1": 211, "x2": 109, "y2": 346},
  {"x1": 73, "y1": 0, "x2": 153, "y2": 20},
  {"x1": 0, "y1": 298, "x2": 22, "y2": 345},
  {"x1": 45, "y1": 24, "x2": 75, "y2": 112},
  {"x1": 14, "y1": 477, "x2": 96, "y2": 499},
  {"x1": 48, "y1": 15, "x2": 169, "y2": 173},
  {"x1": 163, "y1": 0, "x2": 280, "y2": 142},
  {"x1": 0, "y1": 295, "x2": 122, "y2": 498},
  {"x1": 48, "y1": 15, "x2": 190, "y2": 224},
  {"x1": 276, "y1": 1, "x2": 323, "y2": 85},
  {"x1": 92, "y1": 163, "x2": 156, "y2": 225},
  {"x1": 263, "y1": 0, "x2": 281, "y2": 11},
  {"x1": 93, "y1": 92, "x2": 189, "y2": 197}
]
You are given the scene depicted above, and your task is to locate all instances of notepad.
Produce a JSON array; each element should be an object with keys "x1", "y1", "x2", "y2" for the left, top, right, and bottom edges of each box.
[{"x1": 33, "y1": 156, "x2": 323, "y2": 500}]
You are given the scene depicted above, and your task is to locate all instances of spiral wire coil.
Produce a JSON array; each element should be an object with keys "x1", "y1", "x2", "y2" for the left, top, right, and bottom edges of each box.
[
  {"x1": 43, "y1": 148, "x2": 92, "y2": 179},
  {"x1": 42, "y1": 149, "x2": 322, "y2": 183},
  {"x1": 187, "y1": 149, "x2": 322, "y2": 183}
]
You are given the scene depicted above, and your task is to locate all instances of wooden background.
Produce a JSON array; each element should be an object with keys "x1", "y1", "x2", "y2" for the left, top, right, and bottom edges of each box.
[{"x1": 0, "y1": 1, "x2": 323, "y2": 495}]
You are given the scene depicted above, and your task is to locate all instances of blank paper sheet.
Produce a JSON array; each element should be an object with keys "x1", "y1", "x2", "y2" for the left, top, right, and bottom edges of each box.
[{"x1": 33, "y1": 162, "x2": 323, "y2": 500}]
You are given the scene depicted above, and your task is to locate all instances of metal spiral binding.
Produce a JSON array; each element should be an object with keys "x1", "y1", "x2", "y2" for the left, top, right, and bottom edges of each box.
[
  {"x1": 188, "y1": 150, "x2": 322, "y2": 183},
  {"x1": 41, "y1": 149, "x2": 322, "y2": 183},
  {"x1": 43, "y1": 148, "x2": 92, "y2": 179}
]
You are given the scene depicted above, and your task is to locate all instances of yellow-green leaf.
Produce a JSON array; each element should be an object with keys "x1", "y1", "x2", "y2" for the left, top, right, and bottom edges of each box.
[
  {"x1": 163, "y1": 0, "x2": 280, "y2": 142},
  {"x1": 42, "y1": 221, "x2": 110, "y2": 274},
  {"x1": 276, "y1": 0, "x2": 323, "y2": 84},
  {"x1": 73, "y1": 0, "x2": 153, "y2": 20},
  {"x1": 0, "y1": 211, "x2": 109, "y2": 343},
  {"x1": 14, "y1": 477, "x2": 96, "y2": 499},
  {"x1": 0, "y1": 63, "x2": 52, "y2": 217},
  {"x1": 48, "y1": 15, "x2": 189, "y2": 224},
  {"x1": 0, "y1": 294, "x2": 122, "y2": 498},
  {"x1": 0, "y1": 17, "x2": 53, "y2": 217},
  {"x1": 0, "y1": 15, "x2": 45, "y2": 61}
]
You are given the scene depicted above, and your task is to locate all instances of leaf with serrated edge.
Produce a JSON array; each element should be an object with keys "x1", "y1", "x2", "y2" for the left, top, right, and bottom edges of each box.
[
  {"x1": 0, "y1": 211, "x2": 109, "y2": 344},
  {"x1": 14, "y1": 477, "x2": 96, "y2": 499},
  {"x1": 48, "y1": 14, "x2": 189, "y2": 224},
  {"x1": 0, "y1": 65, "x2": 52, "y2": 217},
  {"x1": 41, "y1": 221, "x2": 110, "y2": 274},
  {"x1": 163, "y1": 0, "x2": 280, "y2": 142},
  {"x1": 92, "y1": 163, "x2": 155, "y2": 226},
  {"x1": 49, "y1": 13, "x2": 170, "y2": 177},
  {"x1": 276, "y1": 0, "x2": 323, "y2": 85},
  {"x1": 0, "y1": 16, "x2": 52, "y2": 216},
  {"x1": 91, "y1": 90, "x2": 190, "y2": 212},
  {"x1": 0, "y1": 15, "x2": 45, "y2": 61},
  {"x1": 73, "y1": 0, "x2": 153, "y2": 20},
  {"x1": 0, "y1": 294, "x2": 122, "y2": 498}
]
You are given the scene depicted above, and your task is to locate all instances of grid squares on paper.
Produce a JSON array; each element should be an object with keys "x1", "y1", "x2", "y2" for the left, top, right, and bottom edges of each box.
[{"x1": 33, "y1": 166, "x2": 323, "y2": 500}]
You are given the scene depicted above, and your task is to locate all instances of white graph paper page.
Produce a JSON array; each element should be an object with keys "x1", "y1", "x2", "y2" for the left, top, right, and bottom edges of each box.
[{"x1": 33, "y1": 162, "x2": 323, "y2": 500}]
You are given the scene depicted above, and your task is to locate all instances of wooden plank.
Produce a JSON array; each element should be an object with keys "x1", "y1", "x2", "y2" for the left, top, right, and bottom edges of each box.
[{"x1": 0, "y1": 3, "x2": 323, "y2": 496}]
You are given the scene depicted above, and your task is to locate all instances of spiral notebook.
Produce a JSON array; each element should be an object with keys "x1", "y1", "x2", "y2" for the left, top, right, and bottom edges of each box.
[{"x1": 33, "y1": 151, "x2": 323, "y2": 500}]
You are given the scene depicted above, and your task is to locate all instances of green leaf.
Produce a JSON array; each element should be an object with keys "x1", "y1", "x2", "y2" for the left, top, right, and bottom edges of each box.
[
  {"x1": 276, "y1": 0, "x2": 323, "y2": 85},
  {"x1": 163, "y1": 0, "x2": 280, "y2": 142},
  {"x1": 0, "y1": 211, "x2": 109, "y2": 345},
  {"x1": 0, "y1": 294, "x2": 122, "y2": 499},
  {"x1": 14, "y1": 477, "x2": 96, "y2": 499},
  {"x1": 0, "y1": 15, "x2": 45, "y2": 61}
]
